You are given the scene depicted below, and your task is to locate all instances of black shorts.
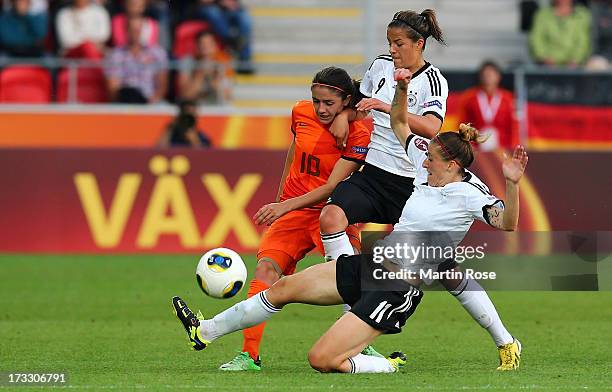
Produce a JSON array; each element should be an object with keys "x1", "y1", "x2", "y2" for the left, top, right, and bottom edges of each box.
[
  {"x1": 327, "y1": 164, "x2": 415, "y2": 225},
  {"x1": 335, "y1": 254, "x2": 423, "y2": 334}
]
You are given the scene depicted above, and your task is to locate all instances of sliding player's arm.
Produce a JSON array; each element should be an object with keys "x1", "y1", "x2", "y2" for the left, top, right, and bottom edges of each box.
[
  {"x1": 389, "y1": 69, "x2": 414, "y2": 151},
  {"x1": 484, "y1": 146, "x2": 529, "y2": 231},
  {"x1": 255, "y1": 158, "x2": 360, "y2": 226},
  {"x1": 274, "y1": 137, "x2": 295, "y2": 203}
]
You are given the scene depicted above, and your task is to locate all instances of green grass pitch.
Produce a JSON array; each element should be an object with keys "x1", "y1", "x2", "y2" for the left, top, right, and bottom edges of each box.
[{"x1": 1, "y1": 254, "x2": 610, "y2": 391}]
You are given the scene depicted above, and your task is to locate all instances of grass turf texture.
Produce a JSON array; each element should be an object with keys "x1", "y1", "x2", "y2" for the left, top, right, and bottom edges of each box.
[{"x1": 0, "y1": 254, "x2": 610, "y2": 391}]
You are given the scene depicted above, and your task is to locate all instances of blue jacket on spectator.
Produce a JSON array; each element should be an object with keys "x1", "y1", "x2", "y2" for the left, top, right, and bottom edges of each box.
[{"x1": 0, "y1": 8, "x2": 48, "y2": 57}]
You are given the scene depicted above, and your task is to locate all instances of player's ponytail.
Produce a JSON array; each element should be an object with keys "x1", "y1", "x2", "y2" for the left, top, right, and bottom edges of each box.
[
  {"x1": 389, "y1": 9, "x2": 446, "y2": 49},
  {"x1": 433, "y1": 124, "x2": 486, "y2": 169},
  {"x1": 311, "y1": 66, "x2": 359, "y2": 108},
  {"x1": 458, "y1": 123, "x2": 485, "y2": 144}
]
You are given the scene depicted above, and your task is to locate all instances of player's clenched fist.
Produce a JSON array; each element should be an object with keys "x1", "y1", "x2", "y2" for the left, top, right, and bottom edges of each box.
[{"x1": 394, "y1": 68, "x2": 412, "y2": 89}]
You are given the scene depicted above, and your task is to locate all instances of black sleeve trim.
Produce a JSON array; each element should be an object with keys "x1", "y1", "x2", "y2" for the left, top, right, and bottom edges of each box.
[
  {"x1": 405, "y1": 134, "x2": 415, "y2": 154},
  {"x1": 482, "y1": 200, "x2": 505, "y2": 227},
  {"x1": 341, "y1": 155, "x2": 366, "y2": 165},
  {"x1": 291, "y1": 126, "x2": 296, "y2": 135},
  {"x1": 423, "y1": 111, "x2": 444, "y2": 123}
]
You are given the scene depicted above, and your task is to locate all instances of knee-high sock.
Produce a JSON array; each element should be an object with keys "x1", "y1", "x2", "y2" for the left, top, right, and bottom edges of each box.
[
  {"x1": 199, "y1": 290, "x2": 280, "y2": 342},
  {"x1": 241, "y1": 279, "x2": 270, "y2": 360},
  {"x1": 321, "y1": 231, "x2": 355, "y2": 313},
  {"x1": 321, "y1": 231, "x2": 355, "y2": 262},
  {"x1": 450, "y1": 278, "x2": 514, "y2": 346},
  {"x1": 348, "y1": 354, "x2": 395, "y2": 373}
]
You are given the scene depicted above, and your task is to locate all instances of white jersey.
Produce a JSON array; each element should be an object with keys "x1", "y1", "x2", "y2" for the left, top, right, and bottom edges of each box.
[
  {"x1": 360, "y1": 55, "x2": 448, "y2": 177},
  {"x1": 393, "y1": 134, "x2": 504, "y2": 237}
]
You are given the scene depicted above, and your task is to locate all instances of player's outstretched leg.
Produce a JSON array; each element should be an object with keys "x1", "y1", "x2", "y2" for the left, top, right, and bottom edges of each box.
[
  {"x1": 172, "y1": 296, "x2": 209, "y2": 351},
  {"x1": 172, "y1": 261, "x2": 343, "y2": 353}
]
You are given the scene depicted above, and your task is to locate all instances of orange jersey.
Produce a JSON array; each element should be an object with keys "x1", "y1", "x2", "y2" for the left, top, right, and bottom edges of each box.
[{"x1": 280, "y1": 100, "x2": 371, "y2": 209}]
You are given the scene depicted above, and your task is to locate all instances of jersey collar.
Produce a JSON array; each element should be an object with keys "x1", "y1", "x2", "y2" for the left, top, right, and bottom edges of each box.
[{"x1": 411, "y1": 61, "x2": 431, "y2": 79}]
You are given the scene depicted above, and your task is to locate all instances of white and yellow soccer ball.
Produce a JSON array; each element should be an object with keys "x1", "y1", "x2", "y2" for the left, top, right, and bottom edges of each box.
[{"x1": 196, "y1": 248, "x2": 247, "y2": 299}]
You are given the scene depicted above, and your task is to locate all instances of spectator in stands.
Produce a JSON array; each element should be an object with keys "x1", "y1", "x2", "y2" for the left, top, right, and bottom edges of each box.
[
  {"x1": 157, "y1": 100, "x2": 212, "y2": 148},
  {"x1": 56, "y1": 0, "x2": 111, "y2": 59},
  {"x1": 0, "y1": 0, "x2": 48, "y2": 57},
  {"x1": 195, "y1": 0, "x2": 254, "y2": 74},
  {"x1": 105, "y1": 15, "x2": 168, "y2": 103},
  {"x1": 460, "y1": 60, "x2": 517, "y2": 152},
  {"x1": 178, "y1": 30, "x2": 232, "y2": 104},
  {"x1": 1, "y1": 0, "x2": 46, "y2": 12},
  {"x1": 111, "y1": 0, "x2": 160, "y2": 48},
  {"x1": 585, "y1": 0, "x2": 612, "y2": 70},
  {"x1": 529, "y1": 0, "x2": 592, "y2": 67}
]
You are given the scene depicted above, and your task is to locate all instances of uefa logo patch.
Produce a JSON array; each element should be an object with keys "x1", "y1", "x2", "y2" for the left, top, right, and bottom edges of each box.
[
  {"x1": 422, "y1": 100, "x2": 442, "y2": 109},
  {"x1": 352, "y1": 146, "x2": 368, "y2": 154}
]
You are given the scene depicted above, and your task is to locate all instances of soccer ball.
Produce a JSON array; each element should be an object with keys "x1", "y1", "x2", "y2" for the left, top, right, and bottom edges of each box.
[{"x1": 196, "y1": 248, "x2": 247, "y2": 299}]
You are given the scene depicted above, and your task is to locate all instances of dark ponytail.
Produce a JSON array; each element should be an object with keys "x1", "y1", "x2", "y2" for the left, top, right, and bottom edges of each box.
[
  {"x1": 388, "y1": 9, "x2": 445, "y2": 49},
  {"x1": 311, "y1": 66, "x2": 361, "y2": 108}
]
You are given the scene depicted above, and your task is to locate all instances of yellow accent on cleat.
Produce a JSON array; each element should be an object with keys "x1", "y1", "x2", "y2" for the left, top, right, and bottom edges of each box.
[
  {"x1": 386, "y1": 351, "x2": 407, "y2": 372},
  {"x1": 497, "y1": 339, "x2": 522, "y2": 371},
  {"x1": 189, "y1": 325, "x2": 210, "y2": 350},
  {"x1": 171, "y1": 296, "x2": 210, "y2": 351}
]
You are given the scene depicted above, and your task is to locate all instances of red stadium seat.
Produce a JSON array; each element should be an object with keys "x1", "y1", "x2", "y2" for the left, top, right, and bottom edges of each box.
[
  {"x1": 56, "y1": 68, "x2": 108, "y2": 103},
  {"x1": 0, "y1": 66, "x2": 52, "y2": 103},
  {"x1": 173, "y1": 21, "x2": 211, "y2": 58}
]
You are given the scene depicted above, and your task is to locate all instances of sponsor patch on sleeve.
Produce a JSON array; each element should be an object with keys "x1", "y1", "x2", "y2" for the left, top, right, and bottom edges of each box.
[
  {"x1": 414, "y1": 138, "x2": 428, "y2": 151},
  {"x1": 351, "y1": 146, "x2": 369, "y2": 154},
  {"x1": 422, "y1": 100, "x2": 443, "y2": 110}
]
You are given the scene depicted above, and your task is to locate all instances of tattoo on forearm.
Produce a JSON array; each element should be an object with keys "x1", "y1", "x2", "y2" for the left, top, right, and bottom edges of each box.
[{"x1": 486, "y1": 206, "x2": 503, "y2": 228}]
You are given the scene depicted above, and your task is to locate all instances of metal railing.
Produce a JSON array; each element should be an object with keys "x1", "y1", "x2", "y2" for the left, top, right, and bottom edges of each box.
[{"x1": 0, "y1": 56, "x2": 610, "y2": 146}]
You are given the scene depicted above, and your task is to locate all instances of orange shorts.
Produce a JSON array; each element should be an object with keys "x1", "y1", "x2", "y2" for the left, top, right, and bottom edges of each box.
[{"x1": 257, "y1": 209, "x2": 360, "y2": 276}]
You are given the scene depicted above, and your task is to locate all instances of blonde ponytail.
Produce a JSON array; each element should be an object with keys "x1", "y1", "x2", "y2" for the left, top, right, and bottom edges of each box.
[{"x1": 458, "y1": 123, "x2": 488, "y2": 144}]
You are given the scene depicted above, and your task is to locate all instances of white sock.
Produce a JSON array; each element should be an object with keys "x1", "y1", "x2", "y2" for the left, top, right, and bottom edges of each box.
[
  {"x1": 321, "y1": 231, "x2": 355, "y2": 262},
  {"x1": 199, "y1": 291, "x2": 280, "y2": 342},
  {"x1": 348, "y1": 354, "x2": 395, "y2": 373},
  {"x1": 451, "y1": 278, "x2": 514, "y2": 346},
  {"x1": 322, "y1": 231, "x2": 354, "y2": 313}
]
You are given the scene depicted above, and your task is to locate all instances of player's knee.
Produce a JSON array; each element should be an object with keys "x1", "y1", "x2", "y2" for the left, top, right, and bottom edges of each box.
[
  {"x1": 319, "y1": 205, "x2": 348, "y2": 233},
  {"x1": 266, "y1": 275, "x2": 294, "y2": 306},
  {"x1": 308, "y1": 348, "x2": 336, "y2": 373},
  {"x1": 254, "y1": 259, "x2": 281, "y2": 285}
]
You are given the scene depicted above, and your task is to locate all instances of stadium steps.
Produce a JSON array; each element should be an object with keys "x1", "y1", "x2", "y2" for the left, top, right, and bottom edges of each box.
[
  {"x1": 234, "y1": 2, "x2": 364, "y2": 108},
  {"x1": 234, "y1": 0, "x2": 528, "y2": 108}
]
